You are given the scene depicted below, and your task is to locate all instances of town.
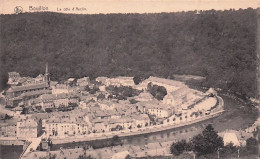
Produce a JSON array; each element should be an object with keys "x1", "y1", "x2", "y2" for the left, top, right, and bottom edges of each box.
[{"x1": 0, "y1": 64, "x2": 227, "y2": 158}]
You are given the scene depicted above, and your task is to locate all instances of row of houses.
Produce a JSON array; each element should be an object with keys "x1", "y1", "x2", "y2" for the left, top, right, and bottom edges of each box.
[
  {"x1": 27, "y1": 93, "x2": 80, "y2": 111},
  {"x1": 90, "y1": 113, "x2": 150, "y2": 133},
  {"x1": 44, "y1": 117, "x2": 89, "y2": 137},
  {"x1": 0, "y1": 118, "x2": 42, "y2": 138},
  {"x1": 162, "y1": 96, "x2": 219, "y2": 125}
]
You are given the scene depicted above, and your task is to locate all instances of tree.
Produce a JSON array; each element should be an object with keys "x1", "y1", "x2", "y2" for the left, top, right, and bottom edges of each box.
[
  {"x1": 4, "y1": 114, "x2": 12, "y2": 120},
  {"x1": 147, "y1": 82, "x2": 167, "y2": 100},
  {"x1": 191, "y1": 124, "x2": 224, "y2": 156},
  {"x1": 112, "y1": 135, "x2": 120, "y2": 141},
  {"x1": 221, "y1": 143, "x2": 238, "y2": 158},
  {"x1": 246, "y1": 137, "x2": 258, "y2": 154},
  {"x1": 97, "y1": 93, "x2": 105, "y2": 101},
  {"x1": 170, "y1": 140, "x2": 191, "y2": 156},
  {"x1": 129, "y1": 99, "x2": 139, "y2": 104},
  {"x1": 21, "y1": 107, "x2": 29, "y2": 114},
  {"x1": 125, "y1": 154, "x2": 131, "y2": 159},
  {"x1": 78, "y1": 155, "x2": 94, "y2": 159},
  {"x1": 133, "y1": 76, "x2": 142, "y2": 85},
  {"x1": 111, "y1": 135, "x2": 122, "y2": 146},
  {"x1": 0, "y1": 68, "x2": 8, "y2": 92},
  {"x1": 84, "y1": 85, "x2": 91, "y2": 91}
]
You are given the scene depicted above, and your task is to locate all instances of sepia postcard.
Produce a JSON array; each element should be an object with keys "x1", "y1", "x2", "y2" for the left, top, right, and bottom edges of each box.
[{"x1": 0, "y1": 0, "x2": 259, "y2": 159}]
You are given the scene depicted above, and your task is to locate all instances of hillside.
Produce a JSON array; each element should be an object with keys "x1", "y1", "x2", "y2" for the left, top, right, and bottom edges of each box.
[{"x1": 0, "y1": 8, "x2": 258, "y2": 98}]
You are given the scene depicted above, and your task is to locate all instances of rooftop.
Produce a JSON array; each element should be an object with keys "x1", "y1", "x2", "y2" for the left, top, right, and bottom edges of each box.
[
  {"x1": 8, "y1": 82, "x2": 49, "y2": 92},
  {"x1": 144, "y1": 76, "x2": 185, "y2": 86}
]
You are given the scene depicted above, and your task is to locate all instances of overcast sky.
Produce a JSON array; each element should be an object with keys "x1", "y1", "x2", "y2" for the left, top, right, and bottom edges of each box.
[{"x1": 0, "y1": 0, "x2": 259, "y2": 14}]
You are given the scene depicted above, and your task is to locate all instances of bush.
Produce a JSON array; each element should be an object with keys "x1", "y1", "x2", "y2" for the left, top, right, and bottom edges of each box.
[
  {"x1": 170, "y1": 140, "x2": 191, "y2": 156},
  {"x1": 106, "y1": 85, "x2": 141, "y2": 100},
  {"x1": 147, "y1": 82, "x2": 167, "y2": 100},
  {"x1": 246, "y1": 137, "x2": 258, "y2": 154}
]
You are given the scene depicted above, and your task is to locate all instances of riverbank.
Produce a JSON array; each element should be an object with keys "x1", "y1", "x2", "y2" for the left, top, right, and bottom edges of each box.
[
  {"x1": 0, "y1": 137, "x2": 24, "y2": 145},
  {"x1": 51, "y1": 105, "x2": 224, "y2": 145}
]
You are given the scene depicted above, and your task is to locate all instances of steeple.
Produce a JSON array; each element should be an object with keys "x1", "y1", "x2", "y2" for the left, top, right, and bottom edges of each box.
[
  {"x1": 44, "y1": 63, "x2": 50, "y2": 85},
  {"x1": 45, "y1": 63, "x2": 49, "y2": 75}
]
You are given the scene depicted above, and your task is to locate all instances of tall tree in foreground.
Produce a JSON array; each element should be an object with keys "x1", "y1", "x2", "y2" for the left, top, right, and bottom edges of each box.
[{"x1": 192, "y1": 124, "x2": 224, "y2": 156}]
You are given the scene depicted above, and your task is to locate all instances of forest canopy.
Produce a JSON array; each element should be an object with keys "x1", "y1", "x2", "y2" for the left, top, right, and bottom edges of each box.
[{"x1": 0, "y1": 8, "x2": 258, "y2": 98}]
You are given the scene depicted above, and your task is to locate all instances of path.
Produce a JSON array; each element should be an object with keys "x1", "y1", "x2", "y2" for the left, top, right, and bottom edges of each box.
[{"x1": 19, "y1": 133, "x2": 45, "y2": 159}]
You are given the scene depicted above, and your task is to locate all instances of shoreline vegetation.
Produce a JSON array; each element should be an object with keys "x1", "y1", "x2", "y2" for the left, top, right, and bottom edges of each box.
[{"x1": 0, "y1": 8, "x2": 258, "y2": 100}]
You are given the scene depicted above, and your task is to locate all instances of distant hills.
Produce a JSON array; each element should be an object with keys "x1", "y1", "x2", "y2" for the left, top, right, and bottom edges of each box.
[{"x1": 0, "y1": 8, "x2": 258, "y2": 98}]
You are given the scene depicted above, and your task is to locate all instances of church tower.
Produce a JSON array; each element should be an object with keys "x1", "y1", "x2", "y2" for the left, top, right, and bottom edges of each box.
[{"x1": 44, "y1": 63, "x2": 50, "y2": 85}]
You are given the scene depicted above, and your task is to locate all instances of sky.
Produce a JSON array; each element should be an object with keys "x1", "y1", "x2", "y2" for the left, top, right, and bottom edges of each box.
[{"x1": 0, "y1": 0, "x2": 259, "y2": 15}]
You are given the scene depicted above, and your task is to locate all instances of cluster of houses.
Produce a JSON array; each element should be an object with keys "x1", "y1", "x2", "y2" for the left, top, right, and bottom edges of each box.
[{"x1": 1, "y1": 64, "x2": 220, "y2": 139}]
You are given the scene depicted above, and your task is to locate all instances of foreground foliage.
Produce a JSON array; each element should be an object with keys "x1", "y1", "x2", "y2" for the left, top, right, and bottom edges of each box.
[{"x1": 170, "y1": 124, "x2": 259, "y2": 158}]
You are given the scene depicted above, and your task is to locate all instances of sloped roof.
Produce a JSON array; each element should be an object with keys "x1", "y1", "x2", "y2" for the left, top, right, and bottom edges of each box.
[
  {"x1": 112, "y1": 151, "x2": 129, "y2": 159},
  {"x1": 145, "y1": 76, "x2": 185, "y2": 86},
  {"x1": 10, "y1": 82, "x2": 49, "y2": 92},
  {"x1": 21, "y1": 89, "x2": 51, "y2": 97},
  {"x1": 223, "y1": 132, "x2": 240, "y2": 146}
]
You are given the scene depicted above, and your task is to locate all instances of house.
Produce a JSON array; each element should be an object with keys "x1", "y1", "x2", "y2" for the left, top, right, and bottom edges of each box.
[
  {"x1": 8, "y1": 72, "x2": 21, "y2": 85},
  {"x1": 38, "y1": 93, "x2": 79, "y2": 110},
  {"x1": 112, "y1": 151, "x2": 130, "y2": 159},
  {"x1": 219, "y1": 130, "x2": 253, "y2": 147},
  {"x1": 35, "y1": 74, "x2": 45, "y2": 83},
  {"x1": 45, "y1": 117, "x2": 89, "y2": 137},
  {"x1": 51, "y1": 84, "x2": 70, "y2": 94},
  {"x1": 162, "y1": 86, "x2": 191, "y2": 105},
  {"x1": 16, "y1": 118, "x2": 42, "y2": 138},
  {"x1": 223, "y1": 132, "x2": 240, "y2": 146},
  {"x1": 105, "y1": 77, "x2": 135, "y2": 87},
  {"x1": 133, "y1": 92, "x2": 154, "y2": 102},
  {"x1": 132, "y1": 114, "x2": 150, "y2": 128},
  {"x1": 136, "y1": 76, "x2": 185, "y2": 92},
  {"x1": 206, "y1": 88, "x2": 217, "y2": 97},
  {"x1": 77, "y1": 77, "x2": 90, "y2": 87},
  {"x1": 146, "y1": 107, "x2": 172, "y2": 118},
  {"x1": 95, "y1": 77, "x2": 108, "y2": 84},
  {"x1": 5, "y1": 83, "x2": 51, "y2": 107},
  {"x1": 108, "y1": 118, "x2": 134, "y2": 130},
  {"x1": 6, "y1": 82, "x2": 50, "y2": 99},
  {"x1": 141, "y1": 101, "x2": 173, "y2": 118},
  {"x1": 66, "y1": 78, "x2": 77, "y2": 86},
  {"x1": 6, "y1": 64, "x2": 51, "y2": 98},
  {"x1": 11, "y1": 106, "x2": 23, "y2": 116},
  {"x1": 192, "y1": 97, "x2": 217, "y2": 112},
  {"x1": 92, "y1": 119, "x2": 108, "y2": 133},
  {"x1": 98, "y1": 101, "x2": 116, "y2": 110},
  {"x1": 0, "y1": 119, "x2": 17, "y2": 137},
  {"x1": 163, "y1": 110, "x2": 199, "y2": 125}
]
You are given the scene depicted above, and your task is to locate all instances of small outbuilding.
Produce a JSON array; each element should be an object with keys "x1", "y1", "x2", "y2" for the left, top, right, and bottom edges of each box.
[{"x1": 223, "y1": 132, "x2": 240, "y2": 146}]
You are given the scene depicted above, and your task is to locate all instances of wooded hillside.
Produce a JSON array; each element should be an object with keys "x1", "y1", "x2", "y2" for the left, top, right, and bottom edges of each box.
[{"x1": 0, "y1": 8, "x2": 258, "y2": 98}]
